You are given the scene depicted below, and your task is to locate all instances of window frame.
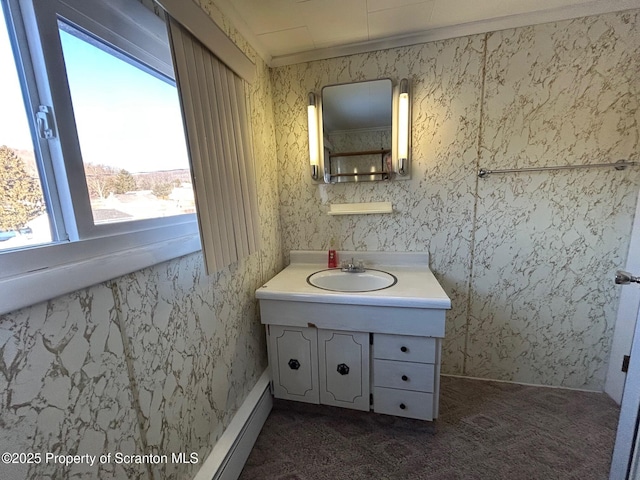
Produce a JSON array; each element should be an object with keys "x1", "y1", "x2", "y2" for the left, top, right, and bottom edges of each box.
[{"x1": 0, "y1": 0, "x2": 200, "y2": 315}]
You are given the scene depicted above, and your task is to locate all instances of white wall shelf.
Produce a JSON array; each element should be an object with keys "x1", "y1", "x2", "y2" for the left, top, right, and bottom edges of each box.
[{"x1": 328, "y1": 202, "x2": 393, "y2": 215}]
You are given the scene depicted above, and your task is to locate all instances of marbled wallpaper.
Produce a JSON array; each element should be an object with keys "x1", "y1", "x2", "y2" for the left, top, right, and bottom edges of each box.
[
  {"x1": 0, "y1": 286, "x2": 148, "y2": 480},
  {"x1": 0, "y1": 1, "x2": 282, "y2": 479},
  {"x1": 468, "y1": 14, "x2": 640, "y2": 389},
  {"x1": 272, "y1": 10, "x2": 640, "y2": 390},
  {"x1": 273, "y1": 33, "x2": 486, "y2": 376}
]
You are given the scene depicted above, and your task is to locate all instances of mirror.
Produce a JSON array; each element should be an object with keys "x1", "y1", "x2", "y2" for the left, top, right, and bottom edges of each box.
[{"x1": 319, "y1": 79, "x2": 407, "y2": 183}]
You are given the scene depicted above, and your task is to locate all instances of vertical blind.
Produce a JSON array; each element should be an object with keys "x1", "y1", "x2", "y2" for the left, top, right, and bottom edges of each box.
[{"x1": 167, "y1": 16, "x2": 260, "y2": 273}]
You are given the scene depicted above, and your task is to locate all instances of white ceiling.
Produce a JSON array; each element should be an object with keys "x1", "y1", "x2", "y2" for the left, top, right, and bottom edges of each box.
[{"x1": 213, "y1": 0, "x2": 637, "y2": 66}]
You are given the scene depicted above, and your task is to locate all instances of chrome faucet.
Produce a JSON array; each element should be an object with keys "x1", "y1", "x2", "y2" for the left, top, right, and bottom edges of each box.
[{"x1": 341, "y1": 258, "x2": 365, "y2": 273}]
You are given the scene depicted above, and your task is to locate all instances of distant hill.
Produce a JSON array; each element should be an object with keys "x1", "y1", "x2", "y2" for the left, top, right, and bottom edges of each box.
[{"x1": 5, "y1": 146, "x2": 193, "y2": 187}]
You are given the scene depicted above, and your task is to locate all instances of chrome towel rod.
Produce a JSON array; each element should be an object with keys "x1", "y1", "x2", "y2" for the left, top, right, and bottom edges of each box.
[{"x1": 478, "y1": 159, "x2": 637, "y2": 178}]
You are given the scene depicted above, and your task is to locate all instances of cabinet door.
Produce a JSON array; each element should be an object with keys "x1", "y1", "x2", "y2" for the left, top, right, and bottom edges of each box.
[
  {"x1": 269, "y1": 325, "x2": 319, "y2": 404},
  {"x1": 318, "y1": 330, "x2": 370, "y2": 411}
]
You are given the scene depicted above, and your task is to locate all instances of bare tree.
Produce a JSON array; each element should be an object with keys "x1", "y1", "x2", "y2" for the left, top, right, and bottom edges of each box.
[{"x1": 84, "y1": 163, "x2": 119, "y2": 199}]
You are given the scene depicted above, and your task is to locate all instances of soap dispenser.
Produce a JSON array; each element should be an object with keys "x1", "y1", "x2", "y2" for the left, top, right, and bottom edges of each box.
[{"x1": 328, "y1": 238, "x2": 337, "y2": 268}]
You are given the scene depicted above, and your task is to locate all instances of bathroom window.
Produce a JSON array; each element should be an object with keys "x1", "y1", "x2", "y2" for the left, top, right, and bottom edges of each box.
[
  {"x1": 0, "y1": 0, "x2": 52, "y2": 252},
  {"x1": 0, "y1": 0, "x2": 200, "y2": 314},
  {"x1": 58, "y1": 21, "x2": 195, "y2": 226}
]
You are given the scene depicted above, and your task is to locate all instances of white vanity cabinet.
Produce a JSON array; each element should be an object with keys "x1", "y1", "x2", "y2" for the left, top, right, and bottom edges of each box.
[
  {"x1": 265, "y1": 317, "x2": 441, "y2": 420},
  {"x1": 256, "y1": 251, "x2": 451, "y2": 422},
  {"x1": 267, "y1": 325, "x2": 370, "y2": 411}
]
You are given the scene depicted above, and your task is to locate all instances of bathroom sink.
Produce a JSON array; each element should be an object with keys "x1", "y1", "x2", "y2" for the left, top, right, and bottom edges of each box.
[{"x1": 307, "y1": 269, "x2": 397, "y2": 292}]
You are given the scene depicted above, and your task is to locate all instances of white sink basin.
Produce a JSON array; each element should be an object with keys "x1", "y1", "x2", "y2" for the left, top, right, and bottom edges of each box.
[{"x1": 307, "y1": 269, "x2": 397, "y2": 292}]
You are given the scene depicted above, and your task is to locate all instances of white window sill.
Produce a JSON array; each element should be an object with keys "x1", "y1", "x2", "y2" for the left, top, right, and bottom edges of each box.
[{"x1": 0, "y1": 228, "x2": 201, "y2": 316}]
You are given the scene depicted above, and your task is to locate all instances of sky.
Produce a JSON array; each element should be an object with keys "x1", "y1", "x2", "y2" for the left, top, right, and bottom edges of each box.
[
  {"x1": 0, "y1": 3, "x2": 33, "y2": 151},
  {"x1": 0, "y1": 8, "x2": 190, "y2": 174}
]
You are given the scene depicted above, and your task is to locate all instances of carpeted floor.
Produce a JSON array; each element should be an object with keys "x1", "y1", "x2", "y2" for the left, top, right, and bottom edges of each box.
[{"x1": 239, "y1": 376, "x2": 620, "y2": 480}]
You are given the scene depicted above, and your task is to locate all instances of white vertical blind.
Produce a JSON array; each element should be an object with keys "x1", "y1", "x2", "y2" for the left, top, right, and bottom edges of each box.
[{"x1": 167, "y1": 16, "x2": 260, "y2": 273}]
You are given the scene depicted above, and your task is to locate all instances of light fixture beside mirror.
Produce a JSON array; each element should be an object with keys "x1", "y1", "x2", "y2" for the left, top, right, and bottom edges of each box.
[
  {"x1": 308, "y1": 92, "x2": 320, "y2": 180},
  {"x1": 307, "y1": 78, "x2": 411, "y2": 183},
  {"x1": 397, "y1": 78, "x2": 410, "y2": 177}
]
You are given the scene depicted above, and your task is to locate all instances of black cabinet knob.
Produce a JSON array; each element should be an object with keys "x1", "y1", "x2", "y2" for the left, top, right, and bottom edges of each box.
[
  {"x1": 399, "y1": 403, "x2": 406, "y2": 410},
  {"x1": 337, "y1": 363, "x2": 350, "y2": 375},
  {"x1": 400, "y1": 346, "x2": 408, "y2": 353},
  {"x1": 401, "y1": 375, "x2": 408, "y2": 381},
  {"x1": 288, "y1": 359, "x2": 300, "y2": 370}
]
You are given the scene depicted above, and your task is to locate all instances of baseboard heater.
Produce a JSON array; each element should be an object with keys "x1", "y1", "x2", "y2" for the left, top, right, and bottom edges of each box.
[{"x1": 193, "y1": 369, "x2": 272, "y2": 480}]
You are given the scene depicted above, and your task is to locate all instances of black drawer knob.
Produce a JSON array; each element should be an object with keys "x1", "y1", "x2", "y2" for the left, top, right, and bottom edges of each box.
[
  {"x1": 401, "y1": 375, "x2": 408, "y2": 381},
  {"x1": 400, "y1": 346, "x2": 408, "y2": 353},
  {"x1": 337, "y1": 363, "x2": 350, "y2": 375},
  {"x1": 399, "y1": 403, "x2": 406, "y2": 410},
  {"x1": 288, "y1": 359, "x2": 300, "y2": 370}
]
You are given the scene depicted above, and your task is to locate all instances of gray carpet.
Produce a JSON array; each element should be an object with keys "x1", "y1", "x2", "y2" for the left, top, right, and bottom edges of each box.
[{"x1": 239, "y1": 376, "x2": 620, "y2": 479}]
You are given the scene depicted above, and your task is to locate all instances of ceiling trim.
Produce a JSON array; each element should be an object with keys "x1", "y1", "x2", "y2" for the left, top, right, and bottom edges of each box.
[
  {"x1": 215, "y1": 0, "x2": 637, "y2": 68},
  {"x1": 272, "y1": 0, "x2": 638, "y2": 67},
  {"x1": 213, "y1": 0, "x2": 273, "y2": 66}
]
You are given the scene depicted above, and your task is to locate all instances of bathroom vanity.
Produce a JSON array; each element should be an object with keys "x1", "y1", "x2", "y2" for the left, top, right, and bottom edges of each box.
[{"x1": 256, "y1": 251, "x2": 451, "y2": 421}]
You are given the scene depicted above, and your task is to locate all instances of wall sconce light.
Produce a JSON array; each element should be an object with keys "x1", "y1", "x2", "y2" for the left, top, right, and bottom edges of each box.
[
  {"x1": 308, "y1": 92, "x2": 319, "y2": 180},
  {"x1": 397, "y1": 78, "x2": 410, "y2": 176}
]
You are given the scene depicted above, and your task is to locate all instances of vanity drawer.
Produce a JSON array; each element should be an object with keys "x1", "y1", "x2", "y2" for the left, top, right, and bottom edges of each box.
[
  {"x1": 373, "y1": 359, "x2": 434, "y2": 392},
  {"x1": 373, "y1": 387, "x2": 434, "y2": 421},
  {"x1": 373, "y1": 334, "x2": 436, "y2": 364}
]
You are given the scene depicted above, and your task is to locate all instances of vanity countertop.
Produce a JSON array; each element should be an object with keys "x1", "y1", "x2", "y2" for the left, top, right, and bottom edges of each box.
[{"x1": 256, "y1": 251, "x2": 451, "y2": 309}]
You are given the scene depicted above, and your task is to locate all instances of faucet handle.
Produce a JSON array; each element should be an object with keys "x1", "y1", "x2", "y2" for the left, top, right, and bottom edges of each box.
[{"x1": 340, "y1": 258, "x2": 366, "y2": 272}]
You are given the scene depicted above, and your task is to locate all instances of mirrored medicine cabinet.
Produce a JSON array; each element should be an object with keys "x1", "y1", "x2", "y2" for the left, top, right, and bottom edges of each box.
[{"x1": 307, "y1": 78, "x2": 411, "y2": 184}]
